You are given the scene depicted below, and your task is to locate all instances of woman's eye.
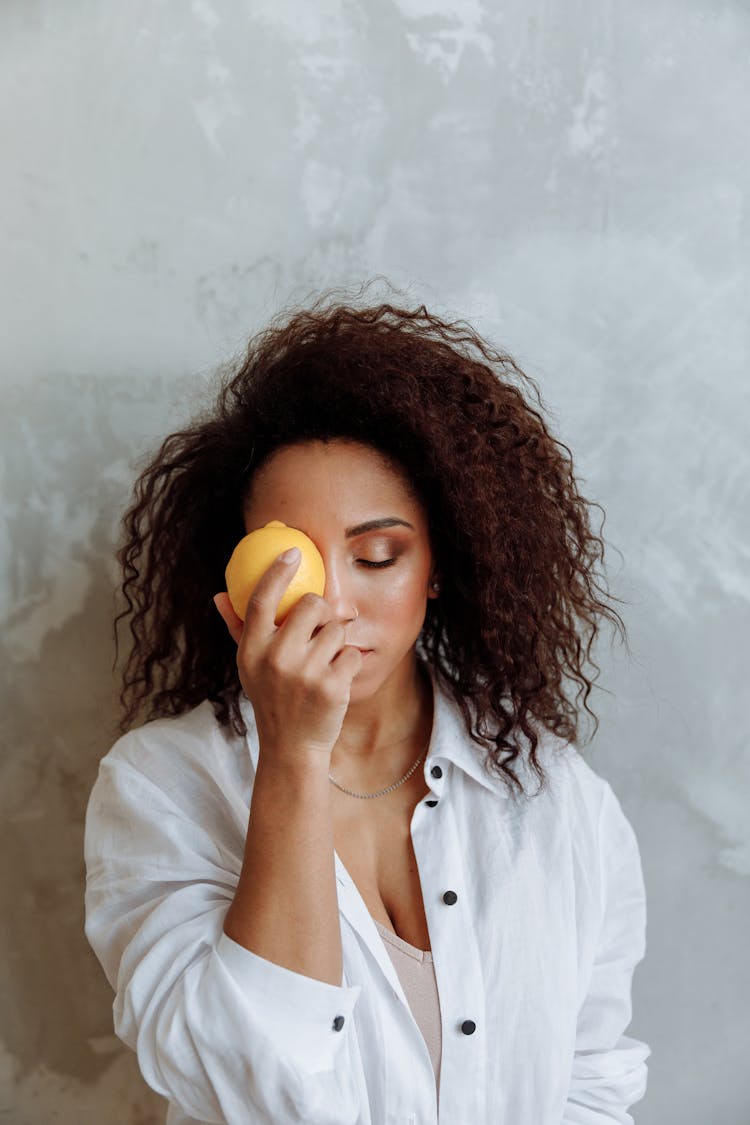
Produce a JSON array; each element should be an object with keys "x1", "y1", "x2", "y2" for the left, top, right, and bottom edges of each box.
[{"x1": 358, "y1": 558, "x2": 397, "y2": 569}]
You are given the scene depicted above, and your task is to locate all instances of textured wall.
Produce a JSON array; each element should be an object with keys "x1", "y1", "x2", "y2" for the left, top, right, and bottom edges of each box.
[{"x1": 2, "y1": 2, "x2": 748, "y2": 1122}]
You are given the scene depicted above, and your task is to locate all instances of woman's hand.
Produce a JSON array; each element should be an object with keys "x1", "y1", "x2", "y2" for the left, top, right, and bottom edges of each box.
[{"x1": 213, "y1": 549, "x2": 363, "y2": 763}]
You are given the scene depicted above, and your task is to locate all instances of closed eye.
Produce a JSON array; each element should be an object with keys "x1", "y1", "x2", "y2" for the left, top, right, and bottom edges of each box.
[{"x1": 358, "y1": 558, "x2": 397, "y2": 568}]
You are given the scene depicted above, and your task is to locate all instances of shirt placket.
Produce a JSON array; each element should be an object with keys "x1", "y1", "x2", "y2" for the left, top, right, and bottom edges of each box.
[
  {"x1": 410, "y1": 765, "x2": 488, "y2": 1124},
  {"x1": 334, "y1": 853, "x2": 439, "y2": 1123}
]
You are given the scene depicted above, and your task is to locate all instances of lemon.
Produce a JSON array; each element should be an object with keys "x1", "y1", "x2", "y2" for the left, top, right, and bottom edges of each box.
[{"x1": 225, "y1": 520, "x2": 326, "y2": 624}]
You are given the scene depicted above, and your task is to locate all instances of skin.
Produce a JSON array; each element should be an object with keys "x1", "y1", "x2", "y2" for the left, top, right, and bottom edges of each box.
[{"x1": 214, "y1": 438, "x2": 440, "y2": 789}]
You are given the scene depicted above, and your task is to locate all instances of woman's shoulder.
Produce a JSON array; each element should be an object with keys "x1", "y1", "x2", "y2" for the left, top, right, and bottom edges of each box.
[
  {"x1": 528, "y1": 725, "x2": 640, "y2": 860},
  {"x1": 107, "y1": 698, "x2": 227, "y2": 752},
  {"x1": 97, "y1": 698, "x2": 252, "y2": 795},
  {"x1": 437, "y1": 675, "x2": 612, "y2": 819},
  {"x1": 506, "y1": 717, "x2": 612, "y2": 809},
  {"x1": 84, "y1": 701, "x2": 255, "y2": 928}
]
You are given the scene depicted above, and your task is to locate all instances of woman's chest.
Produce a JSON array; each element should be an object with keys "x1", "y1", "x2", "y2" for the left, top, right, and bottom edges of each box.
[{"x1": 332, "y1": 776, "x2": 432, "y2": 951}]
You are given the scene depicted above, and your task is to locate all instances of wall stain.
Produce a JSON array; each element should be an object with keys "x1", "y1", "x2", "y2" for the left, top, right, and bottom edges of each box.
[{"x1": 1, "y1": 373, "x2": 192, "y2": 1117}]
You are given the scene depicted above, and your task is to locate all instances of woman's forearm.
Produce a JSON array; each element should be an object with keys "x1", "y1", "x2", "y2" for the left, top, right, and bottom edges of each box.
[{"x1": 223, "y1": 749, "x2": 343, "y2": 987}]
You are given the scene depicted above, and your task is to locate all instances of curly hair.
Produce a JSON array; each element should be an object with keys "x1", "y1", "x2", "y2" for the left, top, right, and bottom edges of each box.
[{"x1": 115, "y1": 286, "x2": 627, "y2": 798}]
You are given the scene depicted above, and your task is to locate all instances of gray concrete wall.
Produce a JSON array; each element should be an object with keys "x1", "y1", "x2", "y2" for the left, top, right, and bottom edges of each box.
[{"x1": 2, "y1": 2, "x2": 748, "y2": 1122}]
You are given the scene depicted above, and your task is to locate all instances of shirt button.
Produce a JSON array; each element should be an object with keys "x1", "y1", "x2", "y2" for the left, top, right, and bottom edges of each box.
[
  {"x1": 430, "y1": 765, "x2": 443, "y2": 778},
  {"x1": 332, "y1": 1015, "x2": 345, "y2": 1032},
  {"x1": 425, "y1": 799, "x2": 438, "y2": 807},
  {"x1": 461, "y1": 1019, "x2": 477, "y2": 1035},
  {"x1": 443, "y1": 890, "x2": 458, "y2": 905}
]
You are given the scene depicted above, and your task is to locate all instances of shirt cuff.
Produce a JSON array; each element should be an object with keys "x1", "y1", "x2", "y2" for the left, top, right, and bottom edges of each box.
[{"x1": 215, "y1": 932, "x2": 362, "y2": 1074}]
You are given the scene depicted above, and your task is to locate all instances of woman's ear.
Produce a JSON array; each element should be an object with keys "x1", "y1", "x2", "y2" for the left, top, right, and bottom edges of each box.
[{"x1": 428, "y1": 572, "x2": 441, "y2": 598}]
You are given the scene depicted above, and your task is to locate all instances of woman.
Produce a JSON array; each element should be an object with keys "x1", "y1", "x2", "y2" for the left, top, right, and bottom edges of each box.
[{"x1": 84, "y1": 292, "x2": 650, "y2": 1124}]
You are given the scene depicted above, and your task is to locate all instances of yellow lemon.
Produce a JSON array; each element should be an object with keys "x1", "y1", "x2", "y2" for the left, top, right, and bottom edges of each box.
[{"x1": 225, "y1": 520, "x2": 326, "y2": 624}]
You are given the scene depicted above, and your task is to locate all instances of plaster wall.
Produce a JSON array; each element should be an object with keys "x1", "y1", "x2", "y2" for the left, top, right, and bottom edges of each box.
[{"x1": 1, "y1": 2, "x2": 748, "y2": 1122}]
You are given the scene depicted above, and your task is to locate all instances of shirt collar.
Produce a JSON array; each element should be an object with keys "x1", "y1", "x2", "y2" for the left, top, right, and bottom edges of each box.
[
  {"x1": 422, "y1": 660, "x2": 515, "y2": 799},
  {"x1": 239, "y1": 660, "x2": 517, "y2": 800}
]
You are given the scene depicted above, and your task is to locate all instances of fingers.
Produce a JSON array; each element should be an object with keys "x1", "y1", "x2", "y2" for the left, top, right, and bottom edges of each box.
[
  {"x1": 303, "y1": 616, "x2": 353, "y2": 670},
  {"x1": 330, "y1": 641, "x2": 364, "y2": 678},
  {"x1": 244, "y1": 549, "x2": 302, "y2": 633},
  {"x1": 214, "y1": 550, "x2": 361, "y2": 690},
  {"x1": 214, "y1": 549, "x2": 362, "y2": 754}
]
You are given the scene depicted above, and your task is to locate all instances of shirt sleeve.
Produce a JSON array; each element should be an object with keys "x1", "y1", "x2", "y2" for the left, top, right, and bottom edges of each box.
[
  {"x1": 562, "y1": 781, "x2": 651, "y2": 1124},
  {"x1": 83, "y1": 743, "x2": 364, "y2": 1125}
]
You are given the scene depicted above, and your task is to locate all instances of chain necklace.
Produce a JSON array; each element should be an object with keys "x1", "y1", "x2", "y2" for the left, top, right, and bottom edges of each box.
[{"x1": 328, "y1": 747, "x2": 427, "y2": 799}]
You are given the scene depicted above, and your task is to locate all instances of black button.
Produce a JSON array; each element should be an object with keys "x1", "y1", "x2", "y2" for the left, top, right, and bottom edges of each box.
[
  {"x1": 425, "y1": 799, "x2": 438, "y2": 807},
  {"x1": 443, "y1": 890, "x2": 458, "y2": 905},
  {"x1": 332, "y1": 1015, "x2": 345, "y2": 1032},
  {"x1": 430, "y1": 765, "x2": 443, "y2": 778},
  {"x1": 461, "y1": 1020, "x2": 476, "y2": 1035}
]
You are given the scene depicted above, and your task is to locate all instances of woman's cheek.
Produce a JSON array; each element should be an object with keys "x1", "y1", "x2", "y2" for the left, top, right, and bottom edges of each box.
[{"x1": 375, "y1": 565, "x2": 428, "y2": 612}]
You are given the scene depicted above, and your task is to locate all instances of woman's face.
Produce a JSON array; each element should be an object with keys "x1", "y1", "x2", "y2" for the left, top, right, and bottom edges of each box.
[{"x1": 242, "y1": 438, "x2": 438, "y2": 691}]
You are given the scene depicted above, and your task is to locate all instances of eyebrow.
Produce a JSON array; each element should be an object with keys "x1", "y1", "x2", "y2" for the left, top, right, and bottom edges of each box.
[{"x1": 344, "y1": 517, "x2": 415, "y2": 538}]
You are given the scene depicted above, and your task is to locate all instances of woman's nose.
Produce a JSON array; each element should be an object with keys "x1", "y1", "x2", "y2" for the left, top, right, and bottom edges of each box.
[{"x1": 322, "y1": 559, "x2": 358, "y2": 623}]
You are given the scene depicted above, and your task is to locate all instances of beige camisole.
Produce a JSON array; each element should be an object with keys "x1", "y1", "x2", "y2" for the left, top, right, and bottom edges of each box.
[{"x1": 372, "y1": 917, "x2": 442, "y2": 1095}]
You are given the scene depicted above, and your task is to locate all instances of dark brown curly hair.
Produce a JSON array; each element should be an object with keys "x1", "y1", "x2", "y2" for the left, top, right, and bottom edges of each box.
[{"x1": 115, "y1": 286, "x2": 627, "y2": 798}]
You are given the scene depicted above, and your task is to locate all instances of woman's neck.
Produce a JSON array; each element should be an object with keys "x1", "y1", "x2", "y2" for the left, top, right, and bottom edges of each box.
[{"x1": 329, "y1": 658, "x2": 434, "y2": 785}]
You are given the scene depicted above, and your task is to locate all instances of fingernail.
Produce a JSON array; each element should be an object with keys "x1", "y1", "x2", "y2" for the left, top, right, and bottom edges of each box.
[{"x1": 280, "y1": 547, "x2": 301, "y2": 563}]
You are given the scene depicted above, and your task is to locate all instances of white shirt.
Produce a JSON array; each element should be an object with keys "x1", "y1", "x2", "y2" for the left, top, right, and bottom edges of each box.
[{"x1": 84, "y1": 661, "x2": 650, "y2": 1125}]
